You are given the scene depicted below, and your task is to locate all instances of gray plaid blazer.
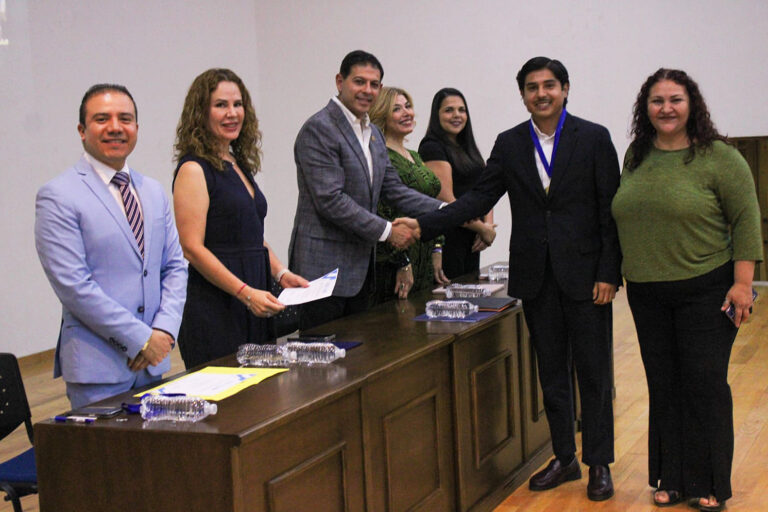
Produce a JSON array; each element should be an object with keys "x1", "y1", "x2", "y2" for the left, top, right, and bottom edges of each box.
[{"x1": 289, "y1": 100, "x2": 442, "y2": 297}]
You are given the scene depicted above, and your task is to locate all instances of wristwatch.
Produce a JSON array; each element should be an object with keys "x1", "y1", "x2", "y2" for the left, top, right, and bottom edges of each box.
[{"x1": 393, "y1": 252, "x2": 411, "y2": 269}]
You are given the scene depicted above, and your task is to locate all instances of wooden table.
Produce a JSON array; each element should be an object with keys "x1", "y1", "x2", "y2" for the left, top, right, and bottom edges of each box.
[{"x1": 35, "y1": 278, "x2": 552, "y2": 512}]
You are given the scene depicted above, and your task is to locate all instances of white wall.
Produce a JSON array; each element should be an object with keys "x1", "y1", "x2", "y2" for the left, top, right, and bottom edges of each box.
[
  {"x1": 2, "y1": 0, "x2": 767, "y2": 357},
  {"x1": 0, "y1": 0, "x2": 260, "y2": 356}
]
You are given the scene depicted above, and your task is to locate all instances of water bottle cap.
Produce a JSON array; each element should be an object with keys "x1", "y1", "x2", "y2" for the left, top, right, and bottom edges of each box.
[{"x1": 209, "y1": 403, "x2": 218, "y2": 415}]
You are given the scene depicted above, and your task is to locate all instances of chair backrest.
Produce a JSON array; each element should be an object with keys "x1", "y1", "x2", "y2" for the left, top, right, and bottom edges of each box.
[{"x1": 0, "y1": 353, "x2": 33, "y2": 444}]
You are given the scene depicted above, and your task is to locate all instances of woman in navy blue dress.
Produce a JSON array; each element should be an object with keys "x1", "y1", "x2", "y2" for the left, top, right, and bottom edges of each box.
[{"x1": 173, "y1": 69, "x2": 307, "y2": 368}]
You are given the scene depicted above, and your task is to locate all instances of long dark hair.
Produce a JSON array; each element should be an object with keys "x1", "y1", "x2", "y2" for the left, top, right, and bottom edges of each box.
[
  {"x1": 423, "y1": 88, "x2": 484, "y2": 172},
  {"x1": 627, "y1": 68, "x2": 727, "y2": 171}
]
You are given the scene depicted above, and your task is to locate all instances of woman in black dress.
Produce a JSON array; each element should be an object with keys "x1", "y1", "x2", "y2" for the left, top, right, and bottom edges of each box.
[
  {"x1": 419, "y1": 88, "x2": 495, "y2": 279},
  {"x1": 172, "y1": 68, "x2": 307, "y2": 368}
]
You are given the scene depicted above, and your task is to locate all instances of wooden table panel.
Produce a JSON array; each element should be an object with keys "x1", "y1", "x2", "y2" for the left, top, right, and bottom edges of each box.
[
  {"x1": 517, "y1": 313, "x2": 551, "y2": 459},
  {"x1": 362, "y1": 347, "x2": 455, "y2": 512},
  {"x1": 35, "y1": 268, "x2": 550, "y2": 512},
  {"x1": 239, "y1": 391, "x2": 364, "y2": 512},
  {"x1": 452, "y1": 315, "x2": 523, "y2": 511}
]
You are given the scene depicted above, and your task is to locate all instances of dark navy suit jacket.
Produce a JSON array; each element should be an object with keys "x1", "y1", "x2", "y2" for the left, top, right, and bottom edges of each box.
[{"x1": 419, "y1": 113, "x2": 621, "y2": 300}]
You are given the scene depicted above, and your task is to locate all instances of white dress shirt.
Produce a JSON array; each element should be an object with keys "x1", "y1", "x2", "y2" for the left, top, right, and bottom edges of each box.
[
  {"x1": 331, "y1": 96, "x2": 391, "y2": 242},
  {"x1": 530, "y1": 120, "x2": 555, "y2": 192},
  {"x1": 84, "y1": 152, "x2": 144, "y2": 217}
]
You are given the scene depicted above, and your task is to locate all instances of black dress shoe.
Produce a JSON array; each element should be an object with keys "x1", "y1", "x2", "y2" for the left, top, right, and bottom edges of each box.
[
  {"x1": 529, "y1": 457, "x2": 582, "y2": 491},
  {"x1": 587, "y1": 465, "x2": 614, "y2": 501}
]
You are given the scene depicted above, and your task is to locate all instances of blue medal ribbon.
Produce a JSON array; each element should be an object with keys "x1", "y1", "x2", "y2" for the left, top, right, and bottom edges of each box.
[{"x1": 529, "y1": 109, "x2": 567, "y2": 178}]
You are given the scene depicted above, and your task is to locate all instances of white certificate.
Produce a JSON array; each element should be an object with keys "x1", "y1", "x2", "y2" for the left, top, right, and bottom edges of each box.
[{"x1": 278, "y1": 268, "x2": 338, "y2": 305}]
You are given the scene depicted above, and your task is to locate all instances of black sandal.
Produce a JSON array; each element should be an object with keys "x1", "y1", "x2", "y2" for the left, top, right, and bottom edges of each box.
[
  {"x1": 652, "y1": 489, "x2": 683, "y2": 507},
  {"x1": 698, "y1": 496, "x2": 726, "y2": 511}
]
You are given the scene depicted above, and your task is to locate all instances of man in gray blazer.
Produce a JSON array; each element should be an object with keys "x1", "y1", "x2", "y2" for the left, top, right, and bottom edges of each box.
[
  {"x1": 35, "y1": 84, "x2": 187, "y2": 408},
  {"x1": 290, "y1": 50, "x2": 442, "y2": 330}
]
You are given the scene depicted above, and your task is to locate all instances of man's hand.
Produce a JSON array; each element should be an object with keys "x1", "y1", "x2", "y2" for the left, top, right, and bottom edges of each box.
[
  {"x1": 394, "y1": 217, "x2": 421, "y2": 234},
  {"x1": 140, "y1": 329, "x2": 174, "y2": 366},
  {"x1": 388, "y1": 218, "x2": 421, "y2": 249},
  {"x1": 592, "y1": 282, "x2": 616, "y2": 305},
  {"x1": 128, "y1": 352, "x2": 150, "y2": 372}
]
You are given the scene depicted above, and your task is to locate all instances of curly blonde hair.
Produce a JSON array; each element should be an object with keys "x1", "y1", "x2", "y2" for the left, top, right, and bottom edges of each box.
[
  {"x1": 174, "y1": 68, "x2": 262, "y2": 174},
  {"x1": 369, "y1": 86, "x2": 413, "y2": 139}
]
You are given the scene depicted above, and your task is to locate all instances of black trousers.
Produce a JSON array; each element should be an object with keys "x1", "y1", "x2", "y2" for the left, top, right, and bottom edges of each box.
[
  {"x1": 627, "y1": 262, "x2": 737, "y2": 502},
  {"x1": 299, "y1": 266, "x2": 373, "y2": 332},
  {"x1": 522, "y1": 260, "x2": 615, "y2": 466}
]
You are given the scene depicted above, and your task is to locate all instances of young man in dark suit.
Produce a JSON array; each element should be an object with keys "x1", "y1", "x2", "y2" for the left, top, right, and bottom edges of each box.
[{"x1": 398, "y1": 57, "x2": 621, "y2": 501}]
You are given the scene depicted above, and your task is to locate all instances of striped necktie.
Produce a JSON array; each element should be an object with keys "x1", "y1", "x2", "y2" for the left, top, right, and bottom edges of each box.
[{"x1": 111, "y1": 171, "x2": 144, "y2": 258}]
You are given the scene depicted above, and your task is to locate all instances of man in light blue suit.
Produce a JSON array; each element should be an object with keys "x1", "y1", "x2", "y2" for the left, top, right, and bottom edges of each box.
[
  {"x1": 290, "y1": 50, "x2": 443, "y2": 331},
  {"x1": 35, "y1": 84, "x2": 187, "y2": 408}
]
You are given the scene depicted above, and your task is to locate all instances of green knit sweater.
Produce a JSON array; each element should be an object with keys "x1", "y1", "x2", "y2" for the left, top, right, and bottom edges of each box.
[{"x1": 611, "y1": 141, "x2": 763, "y2": 282}]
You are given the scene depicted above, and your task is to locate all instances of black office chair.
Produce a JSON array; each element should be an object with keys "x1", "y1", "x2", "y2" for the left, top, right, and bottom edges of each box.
[{"x1": 0, "y1": 353, "x2": 37, "y2": 512}]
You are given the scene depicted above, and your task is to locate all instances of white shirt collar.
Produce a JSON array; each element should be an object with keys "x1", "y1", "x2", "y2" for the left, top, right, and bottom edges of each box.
[
  {"x1": 332, "y1": 96, "x2": 370, "y2": 129},
  {"x1": 84, "y1": 151, "x2": 131, "y2": 186},
  {"x1": 530, "y1": 118, "x2": 556, "y2": 141}
]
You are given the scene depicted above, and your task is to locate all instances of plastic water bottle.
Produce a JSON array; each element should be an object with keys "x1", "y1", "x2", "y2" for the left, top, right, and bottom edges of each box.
[
  {"x1": 444, "y1": 284, "x2": 491, "y2": 298},
  {"x1": 283, "y1": 342, "x2": 346, "y2": 364},
  {"x1": 425, "y1": 300, "x2": 479, "y2": 319},
  {"x1": 237, "y1": 343, "x2": 297, "y2": 367},
  {"x1": 488, "y1": 264, "x2": 509, "y2": 282},
  {"x1": 140, "y1": 395, "x2": 218, "y2": 422}
]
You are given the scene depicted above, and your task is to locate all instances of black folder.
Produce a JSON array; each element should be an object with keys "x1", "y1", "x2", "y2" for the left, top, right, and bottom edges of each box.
[{"x1": 466, "y1": 296, "x2": 518, "y2": 312}]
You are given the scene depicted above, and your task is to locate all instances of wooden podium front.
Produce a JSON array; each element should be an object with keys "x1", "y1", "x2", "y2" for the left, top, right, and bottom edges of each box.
[{"x1": 35, "y1": 279, "x2": 552, "y2": 512}]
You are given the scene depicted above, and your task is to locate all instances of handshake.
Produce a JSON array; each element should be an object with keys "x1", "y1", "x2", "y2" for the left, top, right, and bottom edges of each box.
[
  {"x1": 388, "y1": 217, "x2": 422, "y2": 250},
  {"x1": 388, "y1": 217, "x2": 497, "y2": 250}
]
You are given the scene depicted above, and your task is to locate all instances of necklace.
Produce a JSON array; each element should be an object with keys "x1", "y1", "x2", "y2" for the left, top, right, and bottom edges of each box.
[{"x1": 386, "y1": 142, "x2": 414, "y2": 163}]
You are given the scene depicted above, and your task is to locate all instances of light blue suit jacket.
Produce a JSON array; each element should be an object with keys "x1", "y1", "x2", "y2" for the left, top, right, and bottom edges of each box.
[
  {"x1": 34, "y1": 156, "x2": 187, "y2": 384},
  {"x1": 290, "y1": 100, "x2": 442, "y2": 296}
]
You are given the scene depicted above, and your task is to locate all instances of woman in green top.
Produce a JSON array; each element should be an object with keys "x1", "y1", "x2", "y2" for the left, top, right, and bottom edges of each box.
[
  {"x1": 612, "y1": 69, "x2": 762, "y2": 512},
  {"x1": 368, "y1": 87, "x2": 451, "y2": 303}
]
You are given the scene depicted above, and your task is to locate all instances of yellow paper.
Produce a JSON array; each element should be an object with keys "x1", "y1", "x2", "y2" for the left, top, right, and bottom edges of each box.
[{"x1": 135, "y1": 366, "x2": 288, "y2": 401}]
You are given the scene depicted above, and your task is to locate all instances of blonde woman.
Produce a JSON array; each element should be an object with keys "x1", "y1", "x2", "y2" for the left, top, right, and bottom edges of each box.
[{"x1": 368, "y1": 86, "x2": 450, "y2": 302}]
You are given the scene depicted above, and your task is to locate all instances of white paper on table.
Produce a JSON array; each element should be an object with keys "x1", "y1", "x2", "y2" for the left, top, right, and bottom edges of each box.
[
  {"x1": 431, "y1": 283, "x2": 506, "y2": 295},
  {"x1": 278, "y1": 268, "x2": 338, "y2": 305},
  {"x1": 151, "y1": 371, "x2": 261, "y2": 396},
  {"x1": 138, "y1": 367, "x2": 287, "y2": 401}
]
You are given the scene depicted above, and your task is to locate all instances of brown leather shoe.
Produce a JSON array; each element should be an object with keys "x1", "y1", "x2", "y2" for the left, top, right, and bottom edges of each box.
[
  {"x1": 587, "y1": 465, "x2": 614, "y2": 501},
  {"x1": 529, "y1": 457, "x2": 581, "y2": 491}
]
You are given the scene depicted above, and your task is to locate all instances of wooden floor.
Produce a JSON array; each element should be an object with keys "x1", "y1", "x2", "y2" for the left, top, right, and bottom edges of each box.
[{"x1": 2, "y1": 286, "x2": 766, "y2": 512}]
